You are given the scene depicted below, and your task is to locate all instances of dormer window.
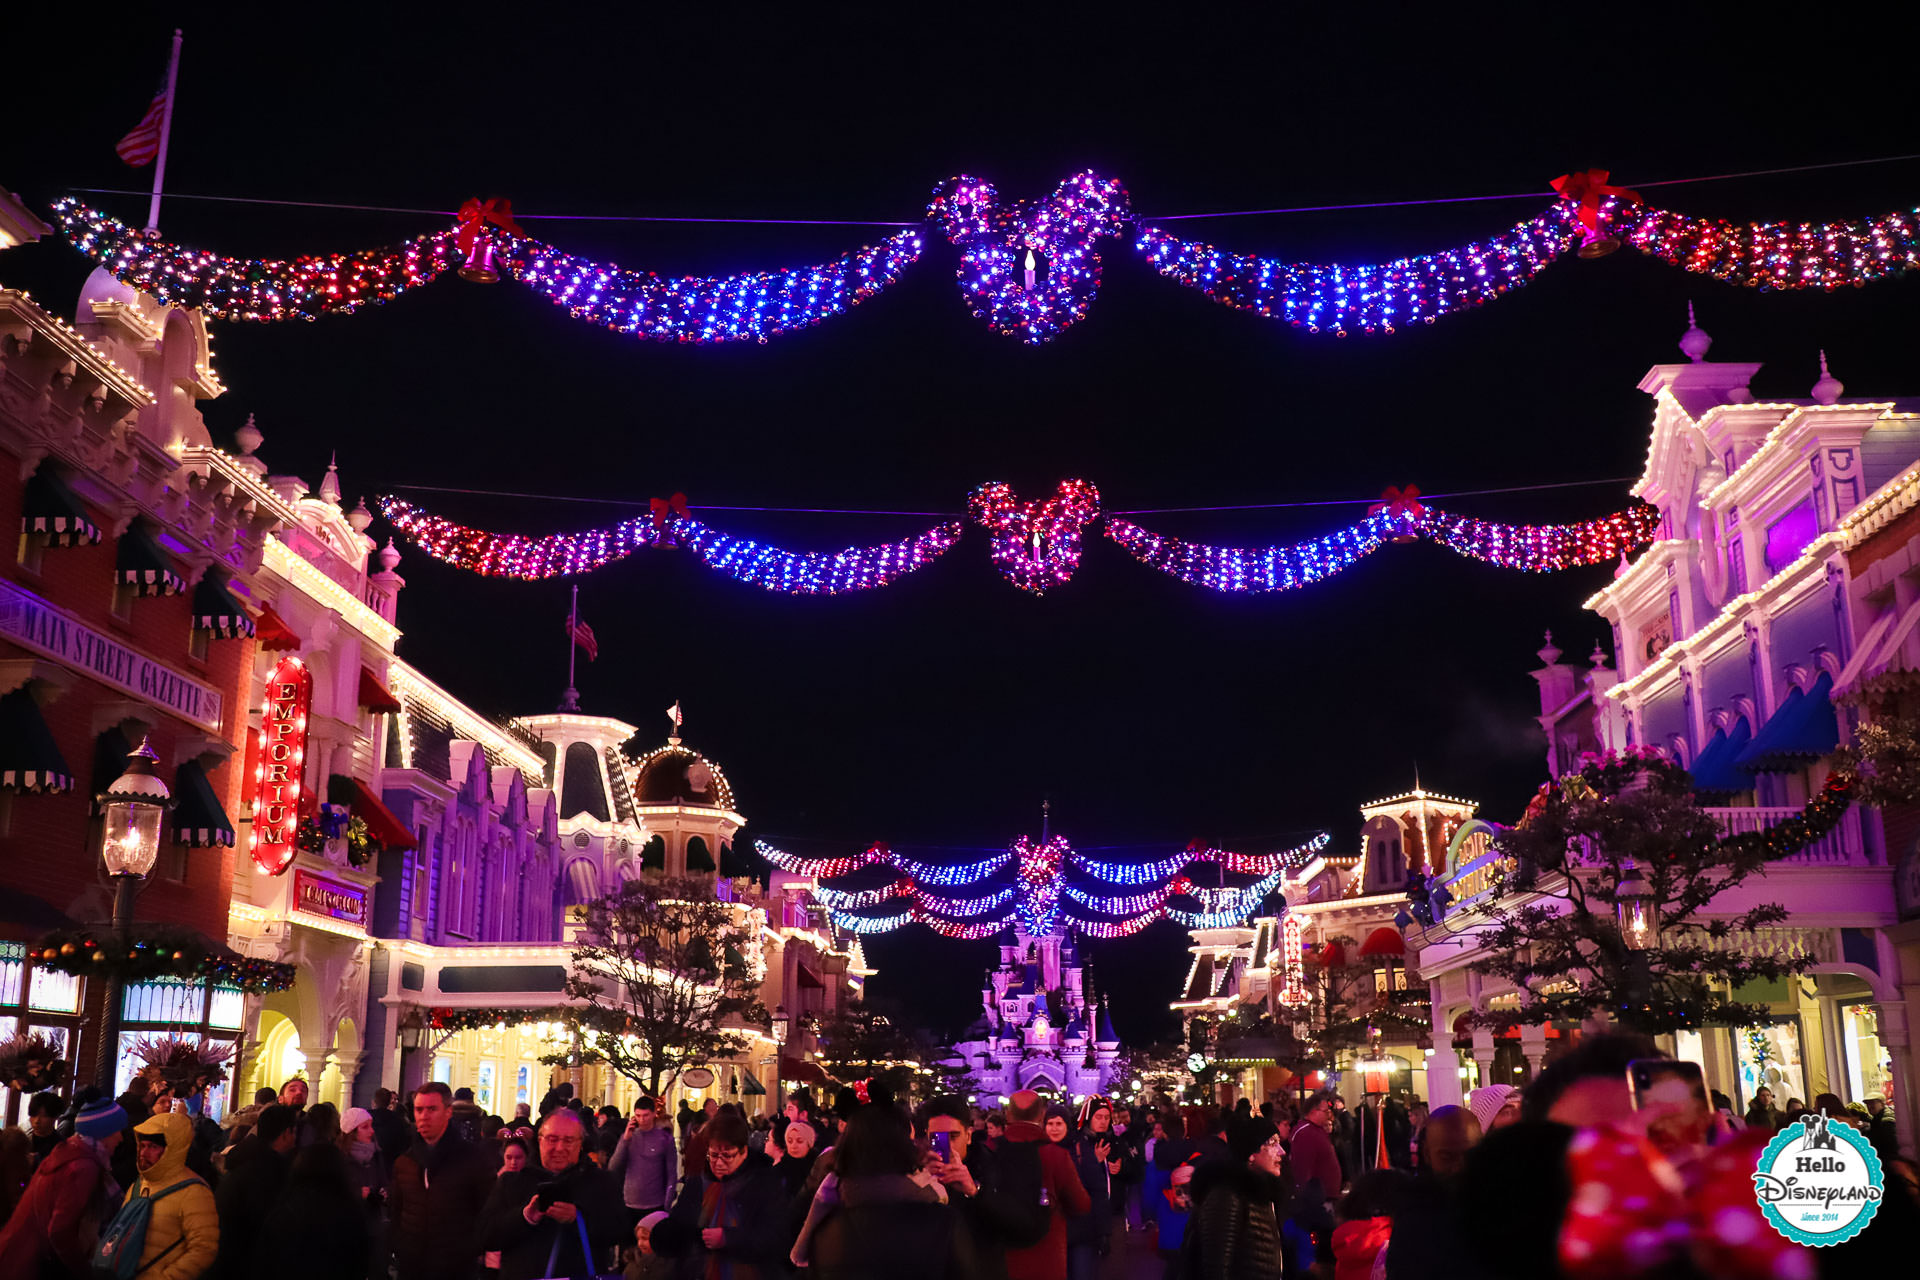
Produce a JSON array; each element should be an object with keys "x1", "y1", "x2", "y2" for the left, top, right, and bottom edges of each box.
[{"x1": 1763, "y1": 500, "x2": 1819, "y2": 575}]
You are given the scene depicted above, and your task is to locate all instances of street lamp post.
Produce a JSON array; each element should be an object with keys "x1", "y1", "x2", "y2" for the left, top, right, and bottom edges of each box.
[
  {"x1": 1615, "y1": 860, "x2": 1659, "y2": 1015},
  {"x1": 770, "y1": 1004, "x2": 789, "y2": 1116},
  {"x1": 92, "y1": 739, "x2": 173, "y2": 1091}
]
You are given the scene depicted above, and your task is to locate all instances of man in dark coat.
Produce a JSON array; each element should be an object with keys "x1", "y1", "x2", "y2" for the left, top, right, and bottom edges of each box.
[
  {"x1": 923, "y1": 1094, "x2": 1050, "y2": 1274},
  {"x1": 481, "y1": 1108, "x2": 625, "y2": 1280},
  {"x1": 650, "y1": 1110, "x2": 790, "y2": 1277},
  {"x1": 211, "y1": 1103, "x2": 299, "y2": 1280},
  {"x1": 389, "y1": 1082, "x2": 495, "y2": 1280},
  {"x1": 369, "y1": 1087, "x2": 409, "y2": 1161}
]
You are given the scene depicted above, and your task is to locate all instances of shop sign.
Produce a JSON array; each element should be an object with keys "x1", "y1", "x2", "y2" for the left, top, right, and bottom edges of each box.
[
  {"x1": 293, "y1": 870, "x2": 368, "y2": 929},
  {"x1": 0, "y1": 578, "x2": 224, "y2": 730},
  {"x1": 250, "y1": 656, "x2": 311, "y2": 875}
]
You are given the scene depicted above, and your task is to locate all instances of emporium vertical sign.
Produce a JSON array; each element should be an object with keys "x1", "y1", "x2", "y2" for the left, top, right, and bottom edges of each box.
[{"x1": 250, "y1": 656, "x2": 311, "y2": 875}]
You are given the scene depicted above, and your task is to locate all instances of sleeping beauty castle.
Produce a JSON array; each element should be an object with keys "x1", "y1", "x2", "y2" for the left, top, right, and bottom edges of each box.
[{"x1": 952, "y1": 923, "x2": 1123, "y2": 1102}]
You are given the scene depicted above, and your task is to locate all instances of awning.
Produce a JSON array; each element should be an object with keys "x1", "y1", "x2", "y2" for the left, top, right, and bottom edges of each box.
[
  {"x1": 739, "y1": 1072, "x2": 767, "y2": 1096},
  {"x1": 21, "y1": 466, "x2": 100, "y2": 545},
  {"x1": 1832, "y1": 608, "x2": 1900, "y2": 700},
  {"x1": 1735, "y1": 671, "x2": 1839, "y2": 773},
  {"x1": 1689, "y1": 718, "x2": 1754, "y2": 796},
  {"x1": 115, "y1": 522, "x2": 185, "y2": 596},
  {"x1": 0, "y1": 689, "x2": 74, "y2": 794},
  {"x1": 357, "y1": 666, "x2": 402, "y2": 712},
  {"x1": 170, "y1": 759, "x2": 235, "y2": 847},
  {"x1": 797, "y1": 963, "x2": 825, "y2": 990},
  {"x1": 330, "y1": 773, "x2": 418, "y2": 850},
  {"x1": 1316, "y1": 941, "x2": 1346, "y2": 968},
  {"x1": 1359, "y1": 927, "x2": 1405, "y2": 958},
  {"x1": 192, "y1": 574, "x2": 255, "y2": 638},
  {"x1": 254, "y1": 604, "x2": 301, "y2": 651},
  {"x1": 780, "y1": 1056, "x2": 830, "y2": 1084}
]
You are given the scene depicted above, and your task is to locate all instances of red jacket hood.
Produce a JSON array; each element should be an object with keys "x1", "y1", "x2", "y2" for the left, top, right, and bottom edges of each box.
[{"x1": 1003, "y1": 1120, "x2": 1046, "y2": 1144}]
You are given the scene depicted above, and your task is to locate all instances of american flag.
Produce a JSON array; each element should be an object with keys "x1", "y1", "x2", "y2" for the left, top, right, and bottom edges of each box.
[
  {"x1": 567, "y1": 615, "x2": 598, "y2": 662},
  {"x1": 116, "y1": 84, "x2": 170, "y2": 167}
]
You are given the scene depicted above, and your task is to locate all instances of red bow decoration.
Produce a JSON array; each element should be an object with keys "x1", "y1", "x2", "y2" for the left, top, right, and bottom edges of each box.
[
  {"x1": 1550, "y1": 170, "x2": 1642, "y2": 236},
  {"x1": 649, "y1": 493, "x2": 689, "y2": 542},
  {"x1": 1558, "y1": 1127, "x2": 1812, "y2": 1280},
  {"x1": 852, "y1": 1079, "x2": 871, "y2": 1106},
  {"x1": 455, "y1": 198, "x2": 525, "y2": 255},
  {"x1": 1369, "y1": 485, "x2": 1425, "y2": 522}
]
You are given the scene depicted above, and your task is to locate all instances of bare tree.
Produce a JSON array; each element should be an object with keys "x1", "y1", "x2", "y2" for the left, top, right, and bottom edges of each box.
[{"x1": 564, "y1": 876, "x2": 766, "y2": 1098}]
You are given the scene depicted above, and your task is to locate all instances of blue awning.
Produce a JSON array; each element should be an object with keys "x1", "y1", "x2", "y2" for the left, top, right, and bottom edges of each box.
[
  {"x1": 0, "y1": 689, "x2": 73, "y2": 794},
  {"x1": 170, "y1": 760, "x2": 235, "y2": 848},
  {"x1": 1735, "y1": 672, "x2": 1839, "y2": 773},
  {"x1": 1690, "y1": 718, "x2": 1754, "y2": 796}
]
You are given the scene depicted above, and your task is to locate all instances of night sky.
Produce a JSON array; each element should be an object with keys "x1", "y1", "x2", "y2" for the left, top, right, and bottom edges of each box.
[{"x1": 6, "y1": 7, "x2": 1916, "y2": 1043}]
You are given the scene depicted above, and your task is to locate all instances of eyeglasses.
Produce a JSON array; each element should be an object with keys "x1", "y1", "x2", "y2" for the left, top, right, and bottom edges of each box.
[
  {"x1": 540, "y1": 1135, "x2": 583, "y2": 1147},
  {"x1": 707, "y1": 1147, "x2": 744, "y2": 1163}
]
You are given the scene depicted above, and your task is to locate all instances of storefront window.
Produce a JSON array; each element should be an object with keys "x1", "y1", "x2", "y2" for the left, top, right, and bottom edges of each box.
[
  {"x1": 1842, "y1": 1003, "x2": 1892, "y2": 1104},
  {"x1": 207, "y1": 985, "x2": 245, "y2": 1031},
  {"x1": 1, "y1": 943, "x2": 87, "y2": 1126},
  {"x1": 477, "y1": 1060, "x2": 497, "y2": 1113},
  {"x1": 28, "y1": 968, "x2": 81, "y2": 1014},
  {"x1": 516, "y1": 1063, "x2": 533, "y2": 1107},
  {"x1": 433, "y1": 1057, "x2": 453, "y2": 1085},
  {"x1": 1735, "y1": 1020, "x2": 1807, "y2": 1108}
]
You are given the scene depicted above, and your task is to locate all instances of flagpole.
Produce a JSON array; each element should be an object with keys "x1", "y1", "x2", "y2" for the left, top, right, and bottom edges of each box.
[
  {"x1": 560, "y1": 584, "x2": 580, "y2": 712},
  {"x1": 145, "y1": 29, "x2": 183, "y2": 232}
]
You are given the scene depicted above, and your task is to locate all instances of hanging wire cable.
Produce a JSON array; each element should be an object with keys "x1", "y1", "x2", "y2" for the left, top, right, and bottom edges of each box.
[
  {"x1": 383, "y1": 475, "x2": 1641, "y2": 518},
  {"x1": 65, "y1": 150, "x2": 1920, "y2": 227}
]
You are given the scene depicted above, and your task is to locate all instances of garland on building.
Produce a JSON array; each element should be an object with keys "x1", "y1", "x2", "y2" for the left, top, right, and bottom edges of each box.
[
  {"x1": 51, "y1": 172, "x2": 1920, "y2": 346},
  {"x1": 29, "y1": 925, "x2": 296, "y2": 993},
  {"x1": 757, "y1": 832, "x2": 1327, "y2": 938},
  {"x1": 424, "y1": 1005, "x2": 576, "y2": 1033},
  {"x1": 379, "y1": 488, "x2": 1657, "y2": 597}
]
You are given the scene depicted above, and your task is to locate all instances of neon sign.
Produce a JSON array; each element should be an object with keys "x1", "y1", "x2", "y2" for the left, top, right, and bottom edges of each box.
[{"x1": 249, "y1": 655, "x2": 310, "y2": 875}]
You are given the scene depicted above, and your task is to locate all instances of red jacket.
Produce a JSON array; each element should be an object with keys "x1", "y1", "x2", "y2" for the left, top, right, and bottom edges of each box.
[
  {"x1": 1333, "y1": 1216, "x2": 1392, "y2": 1280},
  {"x1": 0, "y1": 1135, "x2": 116, "y2": 1277},
  {"x1": 1003, "y1": 1122, "x2": 1090, "y2": 1280}
]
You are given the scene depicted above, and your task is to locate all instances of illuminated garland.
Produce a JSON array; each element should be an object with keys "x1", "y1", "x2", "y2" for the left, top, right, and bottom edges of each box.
[
  {"x1": 426, "y1": 1005, "x2": 573, "y2": 1032},
  {"x1": 384, "y1": 491, "x2": 1657, "y2": 596},
  {"x1": 497, "y1": 228, "x2": 923, "y2": 344},
  {"x1": 780, "y1": 832, "x2": 1321, "y2": 939},
  {"x1": 671, "y1": 513, "x2": 964, "y2": 594},
  {"x1": 1074, "y1": 833, "x2": 1331, "y2": 884},
  {"x1": 1135, "y1": 204, "x2": 1581, "y2": 335},
  {"x1": 1107, "y1": 503, "x2": 1659, "y2": 592},
  {"x1": 30, "y1": 925, "x2": 296, "y2": 994},
  {"x1": 51, "y1": 198, "x2": 459, "y2": 321},
  {"x1": 55, "y1": 178, "x2": 1920, "y2": 346}
]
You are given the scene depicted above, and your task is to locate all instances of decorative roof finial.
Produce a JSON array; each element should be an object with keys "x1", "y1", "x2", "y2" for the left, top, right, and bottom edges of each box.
[
  {"x1": 1811, "y1": 349, "x2": 1844, "y2": 405},
  {"x1": 347, "y1": 497, "x2": 373, "y2": 534},
  {"x1": 317, "y1": 450, "x2": 342, "y2": 505},
  {"x1": 1679, "y1": 301, "x2": 1712, "y2": 362},
  {"x1": 377, "y1": 537, "x2": 401, "y2": 573},
  {"x1": 1538, "y1": 630, "x2": 1562, "y2": 667},
  {"x1": 234, "y1": 413, "x2": 262, "y2": 458},
  {"x1": 1589, "y1": 640, "x2": 1611, "y2": 671}
]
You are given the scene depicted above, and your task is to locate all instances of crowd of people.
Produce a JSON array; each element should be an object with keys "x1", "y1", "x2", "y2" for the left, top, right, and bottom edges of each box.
[{"x1": 0, "y1": 1039, "x2": 1914, "y2": 1280}]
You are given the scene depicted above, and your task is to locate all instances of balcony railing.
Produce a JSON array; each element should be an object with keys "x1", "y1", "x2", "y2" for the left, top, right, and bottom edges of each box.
[{"x1": 1705, "y1": 804, "x2": 1869, "y2": 867}]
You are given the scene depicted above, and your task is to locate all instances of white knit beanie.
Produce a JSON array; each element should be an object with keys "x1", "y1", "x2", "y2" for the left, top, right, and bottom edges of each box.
[{"x1": 1466, "y1": 1084, "x2": 1518, "y2": 1134}]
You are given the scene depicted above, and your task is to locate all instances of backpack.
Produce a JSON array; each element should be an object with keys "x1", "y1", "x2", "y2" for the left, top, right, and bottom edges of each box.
[{"x1": 90, "y1": 1178, "x2": 196, "y2": 1280}]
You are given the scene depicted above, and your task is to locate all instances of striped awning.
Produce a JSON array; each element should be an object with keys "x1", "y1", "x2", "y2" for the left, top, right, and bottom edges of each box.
[
  {"x1": 21, "y1": 466, "x2": 100, "y2": 546},
  {"x1": 116, "y1": 522, "x2": 185, "y2": 596},
  {"x1": 0, "y1": 689, "x2": 74, "y2": 794},
  {"x1": 170, "y1": 759, "x2": 235, "y2": 847},
  {"x1": 193, "y1": 574, "x2": 255, "y2": 638}
]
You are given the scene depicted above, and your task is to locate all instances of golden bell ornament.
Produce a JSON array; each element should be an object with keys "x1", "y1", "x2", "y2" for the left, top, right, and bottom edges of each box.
[
  {"x1": 60, "y1": 942, "x2": 76, "y2": 956},
  {"x1": 458, "y1": 242, "x2": 500, "y2": 284},
  {"x1": 1577, "y1": 230, "x2": 1621, "y2": 259},
  {"x1": 91, "y1": 951, "x2": 107, "y2": 962},
  {"x1": 172, "y1": 950, "x2": 185, "y2": 960}
]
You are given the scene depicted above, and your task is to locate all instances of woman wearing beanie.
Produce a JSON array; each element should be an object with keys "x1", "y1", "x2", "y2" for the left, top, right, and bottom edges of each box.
[
  {"x1": 1464, "y1": 1085, "x2": 1520, "y2": 1138},
  {"x1": 337, "y1": 1106, "x2": 389, "y2": 1278},
  {"x1": 1182, "y1": 1114, "x2": 1296, "y2": 1280}
]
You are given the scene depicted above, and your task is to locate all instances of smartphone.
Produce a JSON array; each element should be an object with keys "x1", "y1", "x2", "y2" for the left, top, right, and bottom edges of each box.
[
  {"x1": 929, "y1": 1130, "x2": 953, "y2": 1161},
  {"x1": 533, "y1": 1182, "x2": 562, "y2": 1210},
  {"x1": 1627, "y1": 1058, "x2": 1710, "y2": 1152}
]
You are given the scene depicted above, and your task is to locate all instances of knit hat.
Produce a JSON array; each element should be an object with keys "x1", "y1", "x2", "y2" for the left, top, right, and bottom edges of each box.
[
  {"x1": 75, "y1": 1098, "x2": 128, "y2": 1139},
  {"x1": 1467, "y1": 1084, "x2": 1518, "y2": 1135},
  {"x1": 1227, "y1": 1115, "x2": 1279, "y2": 1162},
  {"x1": 340, "y1": 1106, "x2": 373, "y2": 1135},
  {"x1": 638, "y1": 1210, "x2": 669, "y2": 1232}
]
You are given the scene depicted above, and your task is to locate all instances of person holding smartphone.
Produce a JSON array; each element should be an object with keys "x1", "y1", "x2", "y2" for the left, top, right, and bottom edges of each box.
[
  {"x1": 921, "y1": 1096, "x2": 1051, "y2": 1276},
  {"x1": 480, "y1": 1107, "x2": 624, "y2": 1280},
  {"x1": 607, "y1": 1097, "x2": 677, "y2": 1236}
]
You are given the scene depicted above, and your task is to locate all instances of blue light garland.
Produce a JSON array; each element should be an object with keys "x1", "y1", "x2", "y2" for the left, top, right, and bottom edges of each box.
[{"x1": 670, "y1": 513, "x2": 963, "y2": 594}]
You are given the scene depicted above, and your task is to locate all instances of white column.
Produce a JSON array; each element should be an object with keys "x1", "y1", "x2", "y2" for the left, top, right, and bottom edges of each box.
[
  {"x1": 1426, "y1": 990, "x2": 1463, "y2": 1109},
  {"x1": 1520, "y1": 1025, "x2": 1549, "y2": 1085},
  {"x1": 1470, "y1": 1029, "x2": 1496, "y2": 1097},
  {"x1": 1878, "y1": 995, "x2": 1917, "y2": 1158}
]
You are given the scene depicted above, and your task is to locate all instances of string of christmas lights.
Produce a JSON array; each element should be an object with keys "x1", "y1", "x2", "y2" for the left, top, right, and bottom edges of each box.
[
  {"x1": 1066, "y1": 912, "x2": 1164, "y2": 940},
  {"x1": 381, "y1": 497, "x2": 653, "y2": 579},
  {"x1": 497, "y1": 228, "x2": 923, "y2": 344},
  {"x1": 670, "y1": 512, "x2": 964, "y2": 594},
  {"x1": 895, "y1": 849, "x2": 1016, "y2": 884},
  {"x1": 56, "y1": 177, "x2": 1920, "y2": 346},
  {"x1": 1073, "y1": 833, "x2": 1332, "y2": 884},
  {"x1": 1134, "y1": 204, "x2": 1583, "y2": 336}
]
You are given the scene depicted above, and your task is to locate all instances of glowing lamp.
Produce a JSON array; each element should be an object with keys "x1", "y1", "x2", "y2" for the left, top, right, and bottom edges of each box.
[
  {"x1": 98, "y1": 737, "x2": 173, "y2": 878},
  {"x1": 1615, "y1": 860, "x2": 1659, "y2": 950},
  {"x1": 772, "y1": 1005, "x2": 790, "y2": 1045}
]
